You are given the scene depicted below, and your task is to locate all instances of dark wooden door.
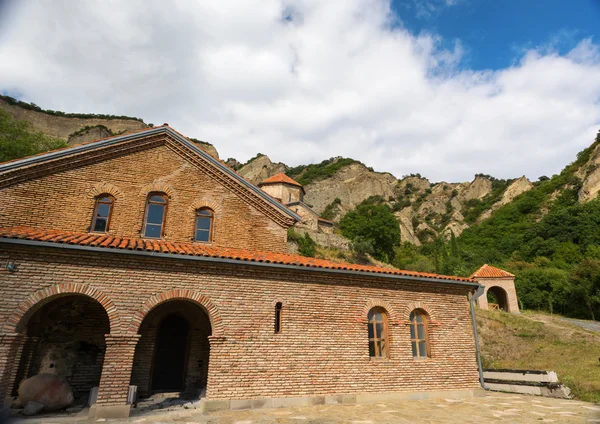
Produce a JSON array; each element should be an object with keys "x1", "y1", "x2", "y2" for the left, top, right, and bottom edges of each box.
[{"x1": 151, "y1": 314, "x2": 190, "y2": 391}]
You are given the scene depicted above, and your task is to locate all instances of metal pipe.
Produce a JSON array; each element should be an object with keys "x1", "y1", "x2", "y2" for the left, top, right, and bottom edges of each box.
[{"x1": 469, "y1": 284, "x2": 487, "y2": 389}]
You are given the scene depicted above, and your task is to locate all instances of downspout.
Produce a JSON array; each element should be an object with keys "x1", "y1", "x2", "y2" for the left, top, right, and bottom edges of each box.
[{"x1": 470, "y1": 284, "x2": 487, "y2": 389}]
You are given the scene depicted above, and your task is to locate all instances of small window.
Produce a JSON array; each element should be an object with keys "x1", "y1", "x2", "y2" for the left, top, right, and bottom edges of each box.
[
  {"x1": 91, "y1": 195, "x2": 114, "y2": 233},
  {"x1": 143, "y1": 193, "x2": 168, "y2": 238},
  {"x1": 368, "y1": 307, "x2": 388, "y2": 358},
  {"x1": 195, "y1": 208, "x2": 214, "y2": 242},
  {"x1": 409, "y1": 309, "x2": 430, "y2": 359},
  {"x1": 274, "y1": 302, "x2": 282, "y2": 333}
]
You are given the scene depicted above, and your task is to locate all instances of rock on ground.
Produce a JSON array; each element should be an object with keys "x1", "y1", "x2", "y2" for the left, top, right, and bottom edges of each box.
[{"x1": 18, "y1": 373, "x2": 74, "y2": 412}]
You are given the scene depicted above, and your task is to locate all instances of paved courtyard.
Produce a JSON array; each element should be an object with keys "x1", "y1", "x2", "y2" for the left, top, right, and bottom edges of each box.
[{"x1": 9, "y1": 392, "x2": 600, "y2": 424}]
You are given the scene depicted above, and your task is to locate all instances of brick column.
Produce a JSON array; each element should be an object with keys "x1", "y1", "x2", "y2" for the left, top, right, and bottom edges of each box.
[
  {"x1": 0, "y1": 333, "x2": 26, "y2": 405},
  {"x1": 205, "y1": 335, "x2": 226, "y2": 399},
  {"x1": 90, "y1": 333, "x2": 140, "y2": 419}
]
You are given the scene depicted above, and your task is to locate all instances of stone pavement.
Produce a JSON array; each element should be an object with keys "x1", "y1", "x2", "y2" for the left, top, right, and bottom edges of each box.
[{"x1": 9, "y1": 392, "x2": 600, "y2": 424}]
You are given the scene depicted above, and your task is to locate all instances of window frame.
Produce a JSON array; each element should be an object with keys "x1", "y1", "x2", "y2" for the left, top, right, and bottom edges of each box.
[
  {"x1": 368, "y1": 307, "x2": 389, "y2": 359},
  {"x1": 409, "y1": 309, "x2": 431, "y2": 359},
  {"x1": 142, "y1": 192, "x2": 168, "y2": 239},
  {"x1": 90, "y1": 194, "x2": 115, "y2": 233},
  {"x1": 194, "y1": 207, "x2": 214, "y2": 243}
]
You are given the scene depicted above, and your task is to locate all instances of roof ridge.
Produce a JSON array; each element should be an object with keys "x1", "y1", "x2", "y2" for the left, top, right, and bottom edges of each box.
[{"x1": 470, "y1": 263, "x2": 514, "y2": 278}]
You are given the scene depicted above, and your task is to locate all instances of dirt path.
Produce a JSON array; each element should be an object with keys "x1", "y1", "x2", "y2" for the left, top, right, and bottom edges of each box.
[{"x1": 558, "y1": 317, "x2": 600, "y2": 333}]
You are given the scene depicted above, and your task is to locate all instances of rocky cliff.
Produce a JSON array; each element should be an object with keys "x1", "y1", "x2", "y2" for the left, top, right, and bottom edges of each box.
[{"x1": 8, "y1": 97, "x2": 600, "y2": 247}]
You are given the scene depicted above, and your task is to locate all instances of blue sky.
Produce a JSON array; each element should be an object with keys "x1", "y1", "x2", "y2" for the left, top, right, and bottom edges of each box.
[
  {"x1": 1, "y1": 1, "x2": 599, "y2": 182},
  {"x1": 393, "y1": 0, "x2": 600, "y2": 70}
]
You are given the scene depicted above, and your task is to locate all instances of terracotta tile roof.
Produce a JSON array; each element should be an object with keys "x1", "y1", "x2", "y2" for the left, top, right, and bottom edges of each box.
[
  {"x1": 470, "y1": 264, "x2": 515, "y2": 279},
  {"x1": 0, "y1": 226, "x2": 475, "y2": 284},
  {"x1": 258, "y1": 173, "x2": 303, "y2": 188}
]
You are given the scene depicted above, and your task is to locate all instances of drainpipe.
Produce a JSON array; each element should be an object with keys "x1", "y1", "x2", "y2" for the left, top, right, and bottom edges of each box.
[{"x1": 470, "y1": 284, "x2": 487, "y2": 389}]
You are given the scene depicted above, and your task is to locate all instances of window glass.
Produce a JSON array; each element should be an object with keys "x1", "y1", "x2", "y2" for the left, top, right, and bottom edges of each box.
[
  {"x1": 195, "y1": 208, "x2": 214, "y2": 242},
  {"x1": 368, "y1": 307, "x2": 388, "y2": 358},
  {"x1": 146, "y1": 203, "x2": 165, "y2": 225},
  {"x1": 409, "y1": 309, "x2": 430, "y2": 359},
  {"x1": 143, "y1": 194, "x2": 167, "y2": 238},
  {"x1": 91, "y1": 196, "x2": 113, "y2": 233},
  {"x1": 150, "y1": 195, "x2": 167, "y2": 203}
]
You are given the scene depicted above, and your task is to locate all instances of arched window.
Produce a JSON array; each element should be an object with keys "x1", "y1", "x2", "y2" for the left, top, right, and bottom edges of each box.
[
  {"x1": 274, "y1": 302, "x2": 282, "y2": 333},
  {"x1": 143, "y1": 193, "x2": 168, "y2": 238},
  {"x1": 368, "y1": 307, "x2": 388, "y2": 358},
  {"x1": 91, "y1": 195, "x2": 114, "y2": 233},
  {"x1": 195, "y1": 208, "x2": 214, "y2": 242},
  {"x1": 409, "y1": 309, "x2": 430, "y2": 359}
]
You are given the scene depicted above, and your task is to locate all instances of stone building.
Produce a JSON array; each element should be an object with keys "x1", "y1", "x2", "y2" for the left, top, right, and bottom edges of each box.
[
  {"x1": 0, "y1": 126, "x2": 483, "y2": 419},
  {"x1": 471, "y1": 264, "x2": 520, "y2": 313},
  {"x1": 258, "y1": 173, "x2": 334, "y2": 234}
]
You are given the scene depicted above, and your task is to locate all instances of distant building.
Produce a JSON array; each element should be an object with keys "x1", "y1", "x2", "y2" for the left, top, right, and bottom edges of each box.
[
  {"x1": 258, "y1": 173, "x2": 334, "y2": 234},
  {"x1": 471, "y1": 264, "x2": 520, "y2": 313}
]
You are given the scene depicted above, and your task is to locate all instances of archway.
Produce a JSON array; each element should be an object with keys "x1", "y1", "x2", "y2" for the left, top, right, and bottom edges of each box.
[
  {"x1": 130, "y1": 300, "x2": 211, "y2": 399},
  {"x1": 487, "y1": 286, "x2": 509, "y2": 312},
  {"x1": 11, "y1": 294, "x2": 111, "y2": 405}
]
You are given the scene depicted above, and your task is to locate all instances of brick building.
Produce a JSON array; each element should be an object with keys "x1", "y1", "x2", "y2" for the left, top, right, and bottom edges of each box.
[{"x1": 0, "y1": 126, "x2": 484, "y2": 419}]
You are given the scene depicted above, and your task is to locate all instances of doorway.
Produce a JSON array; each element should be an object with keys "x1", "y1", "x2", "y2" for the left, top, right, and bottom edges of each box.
[{"x1": 151, "y1": 314, "x2": 190, "y2": 391}]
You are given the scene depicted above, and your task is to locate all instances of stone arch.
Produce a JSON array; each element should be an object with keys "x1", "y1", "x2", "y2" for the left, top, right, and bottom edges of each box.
[
  {"x1": 486, "y1": 286, "x2": 509, "y2": 312},
  {"x1": 4, "y1": 283, "x2": 121, "y2": 334},
  {"x1": 86, "y1": 182, "x2": 123, "y2": 199},
  {"x1": 128, "y1": 289, "x2": 224, "y2": 337},
  {"x1": 361, "y1": 299, "x2": 398, "y2": 325},
  {"x1": 139, "y1": 182, "x2": 176, "y2": 199}
]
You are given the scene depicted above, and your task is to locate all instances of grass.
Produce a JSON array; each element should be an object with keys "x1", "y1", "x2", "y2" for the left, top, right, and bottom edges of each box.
[{"x1": 476, "y1": 308, "x2": 600, "y2": 403}]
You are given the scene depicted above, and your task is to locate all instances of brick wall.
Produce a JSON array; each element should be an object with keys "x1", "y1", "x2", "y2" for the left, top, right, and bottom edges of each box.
[
  {"x1": 0, "y1": 143, "x2": 288, "y2": 252},
  {"x1": 0, "y1": 245, "x2": 480, "y2": 402}
]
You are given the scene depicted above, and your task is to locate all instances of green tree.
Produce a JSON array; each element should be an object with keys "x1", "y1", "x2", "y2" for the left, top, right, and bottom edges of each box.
[
  {"x1": 515, "y1": 267, "x2": 570, "y2": 314},
  {"x1": 0, "y1": 109, "x2": 66, "y2": 162},
  {"x1": 339, "y1": 202, "x2": 400, "y2": 262},
  {"x1": 569, "y1": 259, "x2": 600, "y2": 320}
]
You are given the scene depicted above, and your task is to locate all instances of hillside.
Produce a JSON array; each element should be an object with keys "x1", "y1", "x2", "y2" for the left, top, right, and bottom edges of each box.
[
  {"x1": 4, "y1": 98, "x2": 600, "y2": 319},
  {"x1": 0, "y1": 96, "x2": 219, "y2": 158},
  {"x1": 477, "y1": 308, "x2": 600, "y2": 403}
]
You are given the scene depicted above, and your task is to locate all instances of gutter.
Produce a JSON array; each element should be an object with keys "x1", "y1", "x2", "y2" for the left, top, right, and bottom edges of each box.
[
  {"x1": 0, "y1": 238, "x2": 480, "y2": 289},
  {"x1": 469, "y1": 284, "x2": 487, "y2": 389}
]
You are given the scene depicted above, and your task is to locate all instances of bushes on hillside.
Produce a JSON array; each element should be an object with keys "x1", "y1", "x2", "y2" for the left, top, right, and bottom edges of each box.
[{"x1": 0, "y1": 109, "x2": 66, "y2": 162}]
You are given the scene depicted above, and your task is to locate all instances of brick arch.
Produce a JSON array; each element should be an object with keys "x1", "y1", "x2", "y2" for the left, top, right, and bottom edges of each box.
[
  {"x1": 189, "y1": 199, "x2": 222, "y2": 214},
  {"x1": 86, "y1": 182, "x2": 123, "y2": 199},
  {"x1": 4, "y1": 283, "x2": 121, "y2": 334},
  {"x1": 128, "y1": 290, "x2": 224, "y2": 337},
  {"x1": 403, "y1": 302, "x2": 436, "y2": 323},
  {"x1": 361, "y1": 299, "x2": 398, "y2": 325},
  {"x1": 139, "y1": 182, "x2": 176, "y2": 199}
]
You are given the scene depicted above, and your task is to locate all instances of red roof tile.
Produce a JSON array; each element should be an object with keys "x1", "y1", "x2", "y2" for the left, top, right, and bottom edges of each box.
[
  {"x1": 470, "y1": 264, "x2": 515, "y2": 279},
  {"x1": 0, "y1": 226, "x2": 475, "y2": 284},
  {"x1": 258, "y1": 173, "x2": 303, "y2": 188}
]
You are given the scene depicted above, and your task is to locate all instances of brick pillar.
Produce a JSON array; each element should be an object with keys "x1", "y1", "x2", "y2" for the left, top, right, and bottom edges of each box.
[
  {"x1": 0, "y1": 333, "x2": 26, "y2": 405},
  {"x1": 205, "y1": 335, "x2": 226, "y2": 399},
  {"x1": 90, "y1": 333, "x2": 140, "y2": 419}
]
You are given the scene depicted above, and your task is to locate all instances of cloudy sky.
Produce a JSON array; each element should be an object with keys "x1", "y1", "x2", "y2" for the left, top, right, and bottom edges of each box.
[{"x1": 1, "y1": 0, "x2": 599, "y2": 182}]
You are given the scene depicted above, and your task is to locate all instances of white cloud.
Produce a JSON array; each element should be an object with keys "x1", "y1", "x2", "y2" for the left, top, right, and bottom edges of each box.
[{"x1": 0, "y1": 0, "x2": 599, "y2": 182}]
